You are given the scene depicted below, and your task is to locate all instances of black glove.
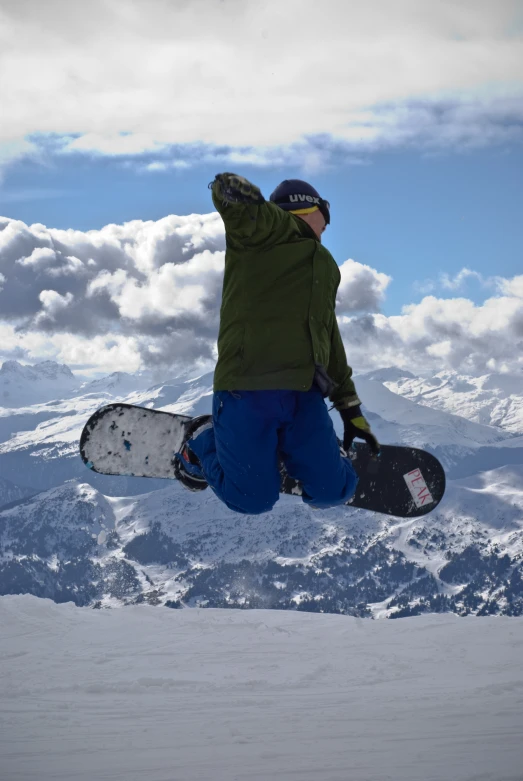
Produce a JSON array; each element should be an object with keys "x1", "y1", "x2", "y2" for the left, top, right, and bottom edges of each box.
[
  {"x1": 339, "y1": 406, "x2": 380, "y2": 455},
  {"x1": 211, "y1": 173, "x2": 265, "y2": 205}
]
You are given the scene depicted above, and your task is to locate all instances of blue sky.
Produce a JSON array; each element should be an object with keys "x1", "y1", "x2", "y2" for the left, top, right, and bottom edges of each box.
[{"x1": 0, "y1": 0, "x2": 522, "y2": 376}]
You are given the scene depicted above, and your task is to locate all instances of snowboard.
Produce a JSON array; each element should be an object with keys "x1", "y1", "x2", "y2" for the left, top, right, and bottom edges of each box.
[{"x1": 80, "y1": 403, "x2": 445, "y2": 518}]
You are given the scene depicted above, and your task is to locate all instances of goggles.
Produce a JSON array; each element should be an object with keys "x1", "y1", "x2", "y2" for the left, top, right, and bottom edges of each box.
[{"x1": 319, "y1": 198, "x2": 331, "y2": 226}]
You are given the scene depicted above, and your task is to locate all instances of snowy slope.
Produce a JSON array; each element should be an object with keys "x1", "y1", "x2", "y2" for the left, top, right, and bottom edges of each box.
[
  {"x1": 1, "y1": 595, "x2": 522, "y2": 781},
  {"x1": 0, "y1": 475, "x2": 35, "y2": 509},
  {"x1": 0, "y1": 481, "x2": 115, "y2": 557}
]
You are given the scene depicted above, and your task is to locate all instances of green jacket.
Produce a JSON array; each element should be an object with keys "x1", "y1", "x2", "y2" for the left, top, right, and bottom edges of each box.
[{"x1": 212, "y1": 176, "x2": 360, "y2": 410}]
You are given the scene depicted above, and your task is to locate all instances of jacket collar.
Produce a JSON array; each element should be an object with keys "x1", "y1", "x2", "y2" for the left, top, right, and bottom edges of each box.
[{"x1": 290, "y1": 212, "x2": 320, "y2": 242}]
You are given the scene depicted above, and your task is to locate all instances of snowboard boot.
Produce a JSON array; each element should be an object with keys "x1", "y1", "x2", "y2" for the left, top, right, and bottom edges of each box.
[{"x1": 173, "y1": 415, "x2": 213, "y2": 492}]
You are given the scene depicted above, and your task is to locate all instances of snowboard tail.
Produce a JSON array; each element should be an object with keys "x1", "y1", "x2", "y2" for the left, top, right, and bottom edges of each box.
[
  {"x1": 80, "y1": 403, "x2": 191, "y2": 480},
  {"x1": 80, "y1": 403, "x2": 445, "y2": 518}
]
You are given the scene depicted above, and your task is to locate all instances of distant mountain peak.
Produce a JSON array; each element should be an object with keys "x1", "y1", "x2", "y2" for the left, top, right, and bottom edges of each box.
[
  {"x1": 0, "y1": 359, "x2": 75, "y2": 379},
  {"x1": 359, "y1": 367, "x2": 416, "y2": 383},
  {"x1": 32, "y1": 361, "x2": 75, "y2": 379},
  {"x1": 0, "y1": 360, "x2": 24, "y2": 374},
  {"x1": 0, "y1": 359, "x2": 77, "y2": 408}
]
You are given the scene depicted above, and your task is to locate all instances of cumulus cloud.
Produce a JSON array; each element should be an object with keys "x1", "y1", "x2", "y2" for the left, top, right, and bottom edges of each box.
[
  {"x1": 1, "y1": 209, "x2": 522, "y2": 377},
  {"x1": 16, "y1": 246, "x2": 57, "y2": 269},
  {"x1": 38, "y1": 290, "x2": 74, "y2": 317},
  {"x1": 0, "y1": 210, "x2": 228, "y2": 371},
  {"x1": 336, "y1": 260, "x2": 391, "y2": 313},
  {"x1": 496, "y1": 275, "x2": 523, "y2": 298},
  {"x1": 339, "y1": 287, "x2": 523, "y2": 375},
  {"x1": 15, "y1": 247, "x2": 81, "y2": 276},
  {"x1": 415, "y1": 268, "x2": 522, "y2": 299},
  {"x1": 0, "y1": 0, "x2": 522, "y2": 170}
]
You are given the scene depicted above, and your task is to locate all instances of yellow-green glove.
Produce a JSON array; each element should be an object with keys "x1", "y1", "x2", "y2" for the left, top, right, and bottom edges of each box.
[{"x1": 339, "y1": 406, "x2": 380, "y2": 455}]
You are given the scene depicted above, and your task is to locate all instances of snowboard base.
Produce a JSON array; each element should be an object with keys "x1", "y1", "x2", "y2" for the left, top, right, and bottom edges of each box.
[{"x1": 280, "y1": 443, "x2": 444, "y2": 517}]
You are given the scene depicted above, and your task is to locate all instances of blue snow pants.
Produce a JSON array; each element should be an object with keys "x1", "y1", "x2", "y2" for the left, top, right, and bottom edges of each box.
[{"x1": 188, "y1": 387, "x2": 358, "y2": 515}]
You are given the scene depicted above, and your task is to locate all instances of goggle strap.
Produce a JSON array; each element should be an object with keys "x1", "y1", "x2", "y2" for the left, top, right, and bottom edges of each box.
[{"x1": 289, "y1": 206, "x2": 320, "y2": 216}]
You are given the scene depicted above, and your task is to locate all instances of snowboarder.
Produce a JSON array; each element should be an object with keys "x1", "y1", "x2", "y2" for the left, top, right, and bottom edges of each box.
[{"x1": 175, "y1": 174, "x2": 380, "y2": 514}]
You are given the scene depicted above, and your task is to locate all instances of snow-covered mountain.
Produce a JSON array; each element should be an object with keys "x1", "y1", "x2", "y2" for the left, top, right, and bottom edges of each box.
[
  {"x1": 77, "y1": 370, "x2": 155, "y2": 397},
  {"x1": 1, "y1": 461, "x2": 521, "y2": 616},
  {"x1": 0, "y1": 359, "x2": 78, "y2": 407},
  {"x1": 2, "y1": 595, "x2": 522, "y2": 781},
  {"x1": 374, "y1": 368, "x2": 523, "y2": 434},
  {"x1": 0, "y1": 361, "x2": 522, "y2": 617}
]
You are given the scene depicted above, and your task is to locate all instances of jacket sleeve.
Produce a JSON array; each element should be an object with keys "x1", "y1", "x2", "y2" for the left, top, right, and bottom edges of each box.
[
  {"x1": 211, "y1": 173, "x2": 292, "y2": 249},
  {"x1": 327, "y1": 316, "x2": 361, "y2": 410}
]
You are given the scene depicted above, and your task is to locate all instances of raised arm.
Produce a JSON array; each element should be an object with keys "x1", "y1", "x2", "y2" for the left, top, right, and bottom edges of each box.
[{"x1": 210, "y1": 173, "x2": 292, "y2": 249}]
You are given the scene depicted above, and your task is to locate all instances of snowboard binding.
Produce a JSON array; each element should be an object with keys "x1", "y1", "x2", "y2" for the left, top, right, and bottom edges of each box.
[{"x1": 171, "y1": 415, "x2": 213, "y2": 492}]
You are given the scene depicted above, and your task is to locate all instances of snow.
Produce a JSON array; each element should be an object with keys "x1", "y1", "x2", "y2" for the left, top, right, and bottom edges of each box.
[
  {"x1": 105, "y1": 494, "x2": 138, "y2": 524},
  {"x1": 1, "y1": 595, "x2": 522, "y2": 781}
]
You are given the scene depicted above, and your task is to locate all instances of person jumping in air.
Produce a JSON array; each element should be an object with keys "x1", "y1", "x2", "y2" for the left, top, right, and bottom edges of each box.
[{"x1": 174, "y1": 174, "x2": 380, "y2": 514}]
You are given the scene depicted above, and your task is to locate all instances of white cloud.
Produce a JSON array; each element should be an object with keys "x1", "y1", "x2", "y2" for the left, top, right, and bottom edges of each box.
[
  {"x1": 339, "y1": 285, "x2": 523, "y2": 375},
  {"x1": 496, "y1": 274, "x2": 523, "y2": 298},
  {"x1": 88, "y1": 249, "x2": 224, "y2": 321},
  {"x1": 415, "y1": 268, "x2": 522, "y2": 299},
  {"x1": 52, "y1": 333, "x2": 143, "y2": 374},
  {"x1": 16, "y1": 247, "x2": 57, "y2": 269},
  {"x1": 15, "y1": 247, "x2": 85, "y2": 278},
  {"x1": 0, "y1": 0, "x2": 521, "y2": 166},
  {"x1": 0, "y1": 322, "x2": 143, "y2": 375},
  {"x1": 440, "y1": 268, "x2": 485, "y2": 290},
  {"x1": 0, "y1": 210, "x2": 227, "y2": 371},
  {"x1": 336, "y1": 260, "x2": 391, "y2": 313},
  {"x1": 66, "y1": 133, "x2": 168, "y2": 157},
  {"x1": 38, "y1": 290, "x2": 74, "y2": 318},
  {"x1": 143, "y1": 160, "x2": 190, "y2": 173}
]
